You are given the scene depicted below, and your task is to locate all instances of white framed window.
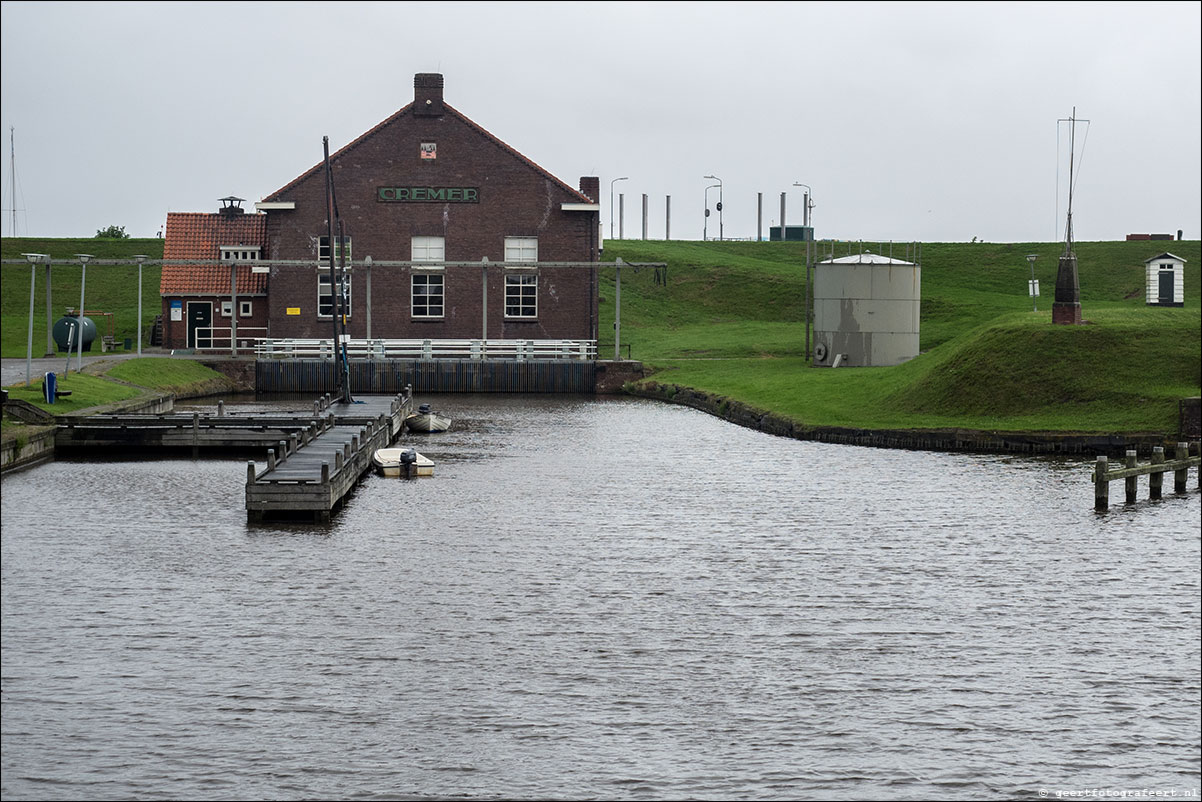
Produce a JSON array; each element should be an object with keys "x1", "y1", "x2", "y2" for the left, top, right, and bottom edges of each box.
[
  {"x1": 412, "y1": 236, "x2": 445, "y2": 263},
  {"x1": 505, "y1": 274, "x2": 537, "y2": 318},
  {"x1": 505, "y1": 237, "x2": 538, "y2": 263},
  {"x1": 318, "y1": 273, "x2": 352, "y2": 318},
  {"x1": 412, "y1": 273, "x2": 444, "y2": 318},
  {"x1": 220, "y1": 246, "x2": 260, "y2": 262},
  {"x1": 318, "y1": 236, "x2": 351, "y2": 264},
  {"x1": 220, "y1": 301, "x2": 233, "y2": 317},
  {"x1": 239, "y1": 300, "x2": 253, "y2": 317}
]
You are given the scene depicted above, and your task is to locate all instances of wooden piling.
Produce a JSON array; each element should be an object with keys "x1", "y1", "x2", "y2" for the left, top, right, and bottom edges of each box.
[
  {"x1": 1124, "y1": 450, "x2": 1138, "y2": 504},
  {"x1": 1175, "y1": 442, "x2": 1189, "y2": 493},
  {"x1": 1095, "y1": 455, "x2": 1109, "y2": 511},
  {"x1": 1149, "y1": 447, "x2": 1164, "y2": 500}
]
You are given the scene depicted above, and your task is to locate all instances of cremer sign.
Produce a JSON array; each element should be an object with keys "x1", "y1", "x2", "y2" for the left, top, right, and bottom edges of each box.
[{"x1": 378, "y1": 187, "x2": 479, "y2": 203}]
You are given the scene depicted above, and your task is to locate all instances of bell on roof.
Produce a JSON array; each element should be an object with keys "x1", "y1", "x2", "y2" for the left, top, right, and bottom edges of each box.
[{"x1": 219, "y1": 196, "x2": 246, "y2": 216}]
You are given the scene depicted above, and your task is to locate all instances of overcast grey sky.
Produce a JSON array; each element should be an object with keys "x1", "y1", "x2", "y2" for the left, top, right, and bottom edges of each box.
[{"x1": 2, "y1": 1, "x2": 1199, "y2": 243}]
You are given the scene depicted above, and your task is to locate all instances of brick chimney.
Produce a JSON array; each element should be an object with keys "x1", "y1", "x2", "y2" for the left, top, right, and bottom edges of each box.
[
  {"x1": 414, "y1": 73, "x2": 444, "y2": 117},
  {"x1": 579, "y1": 177, "x2": 600, "y2": 203}
]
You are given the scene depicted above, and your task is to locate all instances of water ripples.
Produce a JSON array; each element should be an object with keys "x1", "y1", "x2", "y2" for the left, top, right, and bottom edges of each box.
[{"x1": 3, "y1": 395, "x2": 1199, "y2": 800}]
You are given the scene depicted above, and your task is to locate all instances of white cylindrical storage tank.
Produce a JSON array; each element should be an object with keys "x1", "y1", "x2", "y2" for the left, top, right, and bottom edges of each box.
[{"x1": 812, "y1": 253, "x2": 920, "y2": 367}]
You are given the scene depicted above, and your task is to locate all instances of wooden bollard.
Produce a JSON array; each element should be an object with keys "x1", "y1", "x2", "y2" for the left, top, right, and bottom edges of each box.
[
  {"x1": 246, "y1": 461, "x2": 256, "y2": 485},
  {"x1": 343, "y1": 442, "x2": 351, "y2": 462},
  {"x1": 334, "y1": 451, "x2": 343, "y2": 471},
  {"x1": 279, "y1": 439, "x2": 288, "y2": 459},
  {"x1": 1124, "y1": 450, "x2": 1138, "y2": 504},
  {"x1": 290, "y1": 433, "x2": 299, "y2": 454},
  {"x1": 1095, "y1": 456, "x2": 1109, "y2": 511},
  {"x1": 268, "y1": 448, "x2": 276, "y2": 471},
  {"x1": 321, "y1": 462, "x2": 330, "y2": 484},
  {"x1": 218, "y1": 400, "x2": 225, "y2": 417},
  {"x1": 1149, "y1": 447, "x2": 1164, "y2": 500},
  {"x1": 1174, "y1": 442, "x2": 1189, "y2": 493},
  {"x1": 352, "y1": 434, "x2": 360, "y2": 454},
  {"x1": 314, "y1": 400, "x2": 321, "y2": 416}
]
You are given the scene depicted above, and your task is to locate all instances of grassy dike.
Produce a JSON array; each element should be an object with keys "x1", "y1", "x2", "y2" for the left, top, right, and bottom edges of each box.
[
  {"x1": 601, "y1": 239, "x2": 1200, "y2": 437},
  {"x1": 3, "y1": 236, "x2": 1199, "y2": 441}
]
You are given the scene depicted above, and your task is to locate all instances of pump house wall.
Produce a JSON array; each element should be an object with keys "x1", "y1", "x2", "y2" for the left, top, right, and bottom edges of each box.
[{"x1": 257, "y1": 73, "x2": 601, "y2": 343}]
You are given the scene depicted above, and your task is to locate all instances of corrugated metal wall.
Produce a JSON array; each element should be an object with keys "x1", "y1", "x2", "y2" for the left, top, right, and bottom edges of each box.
[{"x1": 256, "y1": 360, "x2": 597, "y2": 394}]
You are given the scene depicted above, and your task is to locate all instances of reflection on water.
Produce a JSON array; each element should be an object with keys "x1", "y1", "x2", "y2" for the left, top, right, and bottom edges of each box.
[{"x1": 3, "y1": 395, "x2": 1199, "y2": 800}]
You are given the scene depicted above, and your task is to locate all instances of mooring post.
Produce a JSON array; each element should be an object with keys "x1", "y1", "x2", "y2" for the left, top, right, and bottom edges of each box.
[
  {"x1": 279, "y1": 439, "x2": 288, "y2": 459},
  {"x1": 246, "y1": 461, "x2": 256, "y2": 485},
  {"x1": 1095, "y1": 455, "x2": 1109, "y2": 511},
  {"x1": 1149, "y1": 447, "x2": 1165, "y2": 500},
  {"x1": 192, "y1": 411, "x2": 200, "y2": 459},
  {"x1": 321, "y1": 462, "x2": 330, "y2": 485},
  {"x1": 1124, "y1": 450, "x2": 1138, "y2": 504},
  {"x1": 314, "y1": 400, "x2": 321, "y2": 416},
  {"x1": 334, "y1": 451, "x2": 343, "y2": 472},
  {"x1": 1174, "y1": 442, "x2": 1188, "y2": 493},
  {"x1": 268, "y1": 448, "x2": 276, "y2": 472},
  {"x1": 218, "y1": 400, "x2": 225, "y2": 417},
  {"x1": 290, "y1": 434, "x2": 299, "y2": 454}
]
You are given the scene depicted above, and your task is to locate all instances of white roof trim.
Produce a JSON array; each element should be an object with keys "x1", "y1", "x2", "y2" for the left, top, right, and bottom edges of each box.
[
  {"x1": 255, "y1": 201, "x2": 296, "y2": 211},
  {"x1": 819, "y1": 254, "x2": 916, "y2": 266},
  {"x1": 561, "y1": 203, "x2": 600, "y2": 212},
  {"x1": 1143, "y1": 252, "x2": 1187, "y2": 264}
]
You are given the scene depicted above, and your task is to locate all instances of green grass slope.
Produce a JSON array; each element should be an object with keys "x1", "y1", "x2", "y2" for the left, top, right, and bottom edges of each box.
[
  {"x1": 604, "y1": 238, "x2": 1201, "y2": 434},
  {"x1": 0, "y1": 238, "x2": 163, "y2": 358}
]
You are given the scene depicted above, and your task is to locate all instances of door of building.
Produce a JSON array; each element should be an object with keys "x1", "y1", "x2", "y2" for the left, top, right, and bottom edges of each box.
[
  {"x1": 1158, "y1": 270, "x2": 1175, "y2": 305},
  {"x1": 188, "y1": 302, "x2": 213, "y2": 349}
]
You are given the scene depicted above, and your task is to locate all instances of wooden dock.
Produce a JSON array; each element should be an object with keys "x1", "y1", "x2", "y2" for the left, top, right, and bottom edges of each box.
[
  {"x1": 56, "y1": 391, "x2": 414, "y2": 523},
  {"x1": 1093, "y1": 442, "x2": 1200, "y2": 510}
]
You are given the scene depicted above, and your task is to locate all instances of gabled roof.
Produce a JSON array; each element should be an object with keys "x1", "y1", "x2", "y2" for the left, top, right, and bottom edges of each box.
[
  {"x1": 160, "y1": 212, "x2": 268, "y2": 296},
  {"x1": 260, "y1": 102, "x2": 593, "y2": 205},
  {"x1": 1143, "y1": 252, "x2": 1188, "y2": 264}
]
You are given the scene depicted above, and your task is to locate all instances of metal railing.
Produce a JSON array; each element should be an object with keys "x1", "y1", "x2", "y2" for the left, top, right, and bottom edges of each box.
[
  {"x1": 190, "y1": 326, "x2": 269, "y2": 351},
  {"x1": 253, "y1": 338, "x2": 598, "y2": 361}
]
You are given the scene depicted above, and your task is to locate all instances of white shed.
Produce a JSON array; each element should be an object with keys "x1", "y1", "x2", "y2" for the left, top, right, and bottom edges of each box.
[{"x1": 1144, "y1": 252, "x2": 1186, "y2": 307}]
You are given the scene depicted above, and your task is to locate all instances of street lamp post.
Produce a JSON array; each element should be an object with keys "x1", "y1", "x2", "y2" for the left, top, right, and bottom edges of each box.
[
  {"x1": 703, "y1": 184, "x2": 720, "y2": 241},
  {"x1": 1026, "y1": 254, "x2": 1039, "y2": 312},
  {"x1": 74, "y1": 254, "x2": 93, "y2": 375},
  {"x1": 793, "y1": 183, "x2": 813, "y2": 228},
  {"x1": 609, "y1": 177, "x2": 628, "y2": 241},
  {"x1": 704, "y1": 175, "x2": 723, "y2": 240},
  {"x1": 21, "y1": 252, "x2": 46, "y2": 387},
  {"x1": 133, "y1": 255, "x2": 148, "y2": 356}
]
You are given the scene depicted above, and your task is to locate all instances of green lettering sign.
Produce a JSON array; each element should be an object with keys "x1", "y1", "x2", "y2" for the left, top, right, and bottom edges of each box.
[{"x1": 377, "y1": 187, "x2": 480, "y2": 203}]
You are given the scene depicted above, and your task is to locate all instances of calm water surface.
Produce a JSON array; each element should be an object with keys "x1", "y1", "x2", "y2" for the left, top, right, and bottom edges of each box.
[{"x1": 2, "y1": 395, "x2": 1199, "y2": 800}]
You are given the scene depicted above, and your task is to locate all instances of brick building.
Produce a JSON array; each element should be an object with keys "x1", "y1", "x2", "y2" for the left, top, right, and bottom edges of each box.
[
  {"x1": 161, "y1": 73, "x2": 602, "y2": 350},
  {"x1": 159, "y1": 197, "x2": 269, "y2": 349}
]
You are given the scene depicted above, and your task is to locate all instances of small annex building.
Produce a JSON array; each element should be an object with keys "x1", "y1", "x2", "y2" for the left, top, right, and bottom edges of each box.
[
  {"x1": 1143, "y1": 252, "x2": 1186, "y2": 307},
  {"x1": 160, "y1": 197, "x2": 268, "y2": 350},
  {"x1": 161, "y1": 73, "x2": 602, "y2": 351}
]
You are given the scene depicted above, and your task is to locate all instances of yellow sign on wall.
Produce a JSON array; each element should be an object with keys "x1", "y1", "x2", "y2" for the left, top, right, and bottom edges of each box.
[{"x1": 286, "y1": 307, "x2": 301, "y2": 315}]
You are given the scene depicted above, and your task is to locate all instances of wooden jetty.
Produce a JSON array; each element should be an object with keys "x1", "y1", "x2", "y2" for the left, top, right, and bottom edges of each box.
[
  {"x1": 1093, "y1": 442, "x2": 1200, "y2": 510},
  {"x1": 56, "y1": 391, "x2": 413, "y2": 523}
]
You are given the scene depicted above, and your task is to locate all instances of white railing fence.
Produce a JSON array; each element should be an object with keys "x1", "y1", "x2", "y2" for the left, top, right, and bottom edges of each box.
[
  {"x1": 252, "y1": 338, "x2": 597, "y2": 361},
  {"x1": 191, "y1": 326, "x2": 270, "y2": 350}
]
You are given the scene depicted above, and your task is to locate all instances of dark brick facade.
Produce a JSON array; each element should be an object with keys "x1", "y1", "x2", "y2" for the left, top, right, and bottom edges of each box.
[{"x1": 258, "y1": 73, "x2": 601, "y2": 342}]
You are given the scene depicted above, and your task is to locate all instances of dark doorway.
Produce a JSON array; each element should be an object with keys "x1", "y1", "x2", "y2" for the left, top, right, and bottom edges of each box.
[
  {"x1": 1158, "y1": 271, "x2": 1175, "y2": 305},
  {"x1": 188, "y1": 302, "x2": 213, "y2": 349}
]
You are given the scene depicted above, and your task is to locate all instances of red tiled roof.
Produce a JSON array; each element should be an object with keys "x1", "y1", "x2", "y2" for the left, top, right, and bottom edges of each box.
[{"x1": 160, "y1": 212, "x2": 268, "y2": 296}]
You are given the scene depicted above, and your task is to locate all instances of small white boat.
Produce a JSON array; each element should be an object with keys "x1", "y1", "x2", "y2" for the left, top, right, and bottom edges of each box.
[
  {"x1": 372, "y1": 447, "x2": 434, "y2": 477},
  {"x1": 406, "y1": 403, "x2": 451, "y2": 433}
]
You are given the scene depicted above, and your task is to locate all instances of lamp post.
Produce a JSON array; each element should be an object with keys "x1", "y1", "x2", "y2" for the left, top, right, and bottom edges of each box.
[
  {"x1": 704, "y1": 174, "x2": 723, "y2": 240},
  {"x1": 133, "y1": 255, "x2": 148, "y2": 355},
  {"x1": 609, "y1": 177, "x2": 628, "y2": 241},
  {"x1": 1026, "y1": 254, "x2": 1039, "y2": 312},
  {"x1": 74, "y1": 254, "x2": 93, "y2": 374},
  {"x1": 704, "y1": 183, "x2": 720, "y2": 241},
  {"x1": 21, "y1": 252, "x2": 46, "y2": 386},
  {"x1": 792, "y1": 182, "x2": 813, "y2": 228}
]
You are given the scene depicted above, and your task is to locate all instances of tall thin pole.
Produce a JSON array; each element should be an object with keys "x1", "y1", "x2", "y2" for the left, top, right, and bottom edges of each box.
[
  {"x1": 74, "y1": 255, "x2": 92, "y2": 375},
  {"x1": 665, "y1": 195, "x2": 671, "y2": 241},
  {"x1": 134, "y1": 256, "x2": 146, "y2": 355},
  {"x1": 26, "y1": 258, "x2": 36, "y2": 386},
  {"x1": 10, "y1": 127, "x2": 16, "y2": 238},
  {"x1": 43, "y1": 258, "x2": 53, "y2": 357},
  {"x1": 614, "y1": 259, "x2": 622, "y2": 361}
]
